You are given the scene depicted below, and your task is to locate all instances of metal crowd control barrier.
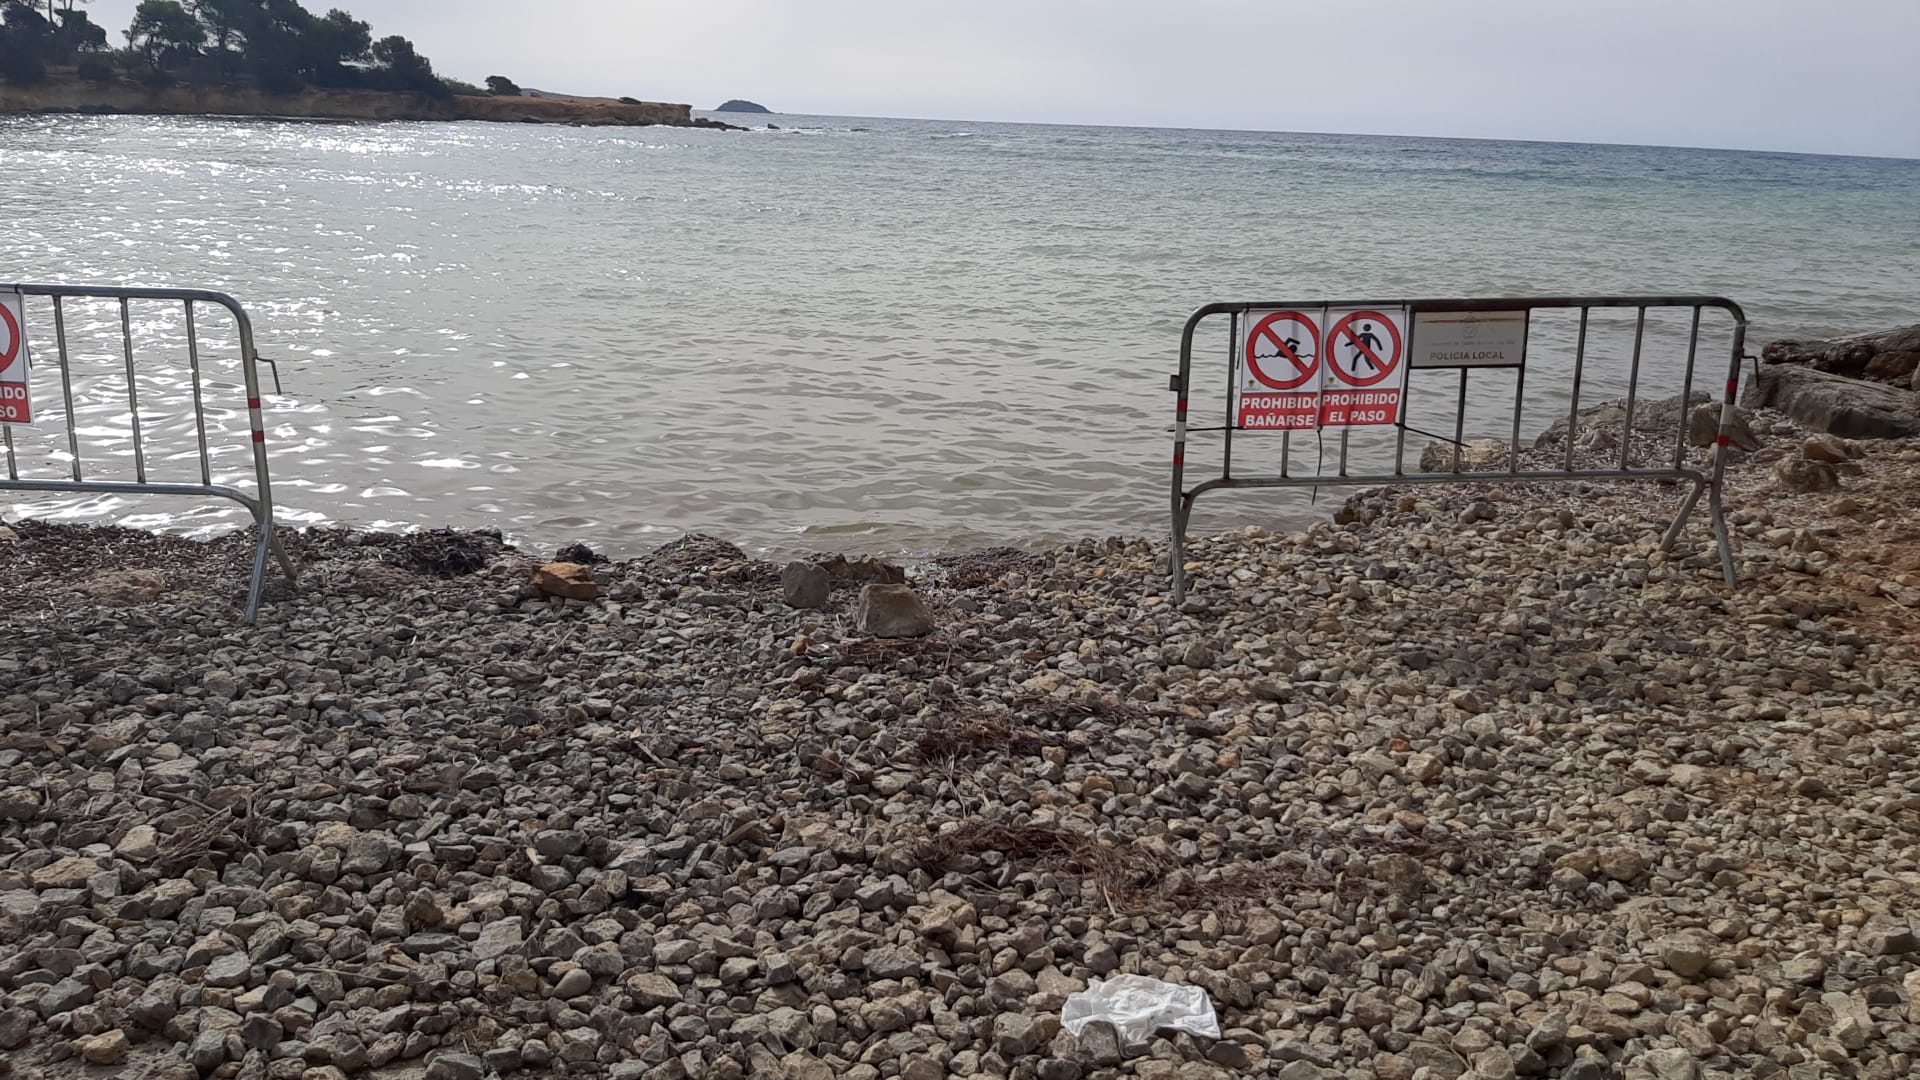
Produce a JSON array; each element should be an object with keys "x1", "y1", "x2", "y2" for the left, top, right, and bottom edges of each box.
[
  {"x1": 1, "y1": 284, "x2": 297, "y2": 622},
  {"x1": 1169, "y1": 296, "x2": 1750, "y2": 603}
]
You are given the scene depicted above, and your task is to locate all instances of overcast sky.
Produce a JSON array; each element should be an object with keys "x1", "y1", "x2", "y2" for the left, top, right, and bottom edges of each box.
[{"x1": 85, "y1": 0, "x2": 1920, "y2": 158}]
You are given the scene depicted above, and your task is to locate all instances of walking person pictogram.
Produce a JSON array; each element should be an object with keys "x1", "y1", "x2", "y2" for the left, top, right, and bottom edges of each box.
[{"x1": 1347, "y1": 321, "x2": 1384, "y2": 376}]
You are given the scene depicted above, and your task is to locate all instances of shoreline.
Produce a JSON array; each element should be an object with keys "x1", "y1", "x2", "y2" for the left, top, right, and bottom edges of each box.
[
  {"x1": 0, "y1": 78, "x2": 732, "y2": 130},
  {"x1": 3, "y1": 403, "x2": 1919, "y2": 1078}
]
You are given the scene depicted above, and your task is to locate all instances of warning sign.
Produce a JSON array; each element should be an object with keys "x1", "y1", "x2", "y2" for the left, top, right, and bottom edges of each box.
[
  {"x1": 1237, "y1": 309, "x2": 1322, "y2": 429},
  {"x1": 1412, "y1": 310, "x2": 1528, "y2": 368},
  {"x1": 0, "y1": 291, "x2": 28, "y2": 426},
  {"x1": 1321, "y1": 308, "x2": 1405, "y2": 427}
]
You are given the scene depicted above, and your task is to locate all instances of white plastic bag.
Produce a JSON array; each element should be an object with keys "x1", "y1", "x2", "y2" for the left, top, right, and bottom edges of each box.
[{"x1": 1059, "y1": 974, "x2": 1221, "y2": 1048}]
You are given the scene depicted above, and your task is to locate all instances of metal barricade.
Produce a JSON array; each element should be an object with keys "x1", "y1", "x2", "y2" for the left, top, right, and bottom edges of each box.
[
  {"x1": 1169, "y1": 295, "x2": 1750, "y2": 603},
  {"x1": 1, "y1": 284, "x2": 297, "y2": 622}
]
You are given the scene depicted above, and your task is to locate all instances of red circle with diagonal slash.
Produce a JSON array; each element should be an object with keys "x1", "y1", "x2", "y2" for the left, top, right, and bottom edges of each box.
[
  {"x1": 1325, "y1": 310, "x2": 1402, "y2": 387},
  {"x1": 0, "y1": 302, "x2": 20, "y2": 376},
  {"x1": 1244, "y1": 311, "x2": 1321, "y2": 391}
]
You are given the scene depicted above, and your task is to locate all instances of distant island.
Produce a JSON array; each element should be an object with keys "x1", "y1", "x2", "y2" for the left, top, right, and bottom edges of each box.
[
  {"x1": 0, "y1": 1, "x2": 717, "y2": 128},
  {"x1": 716, "y1": 99, "x2": 772, "y2": 114}
]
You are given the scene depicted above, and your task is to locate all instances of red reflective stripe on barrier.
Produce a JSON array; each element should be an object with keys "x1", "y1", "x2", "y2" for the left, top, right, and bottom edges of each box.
[
  {"x1": 252, "y1": 430, "x2": 265, "y2": 443},
  {"x1": 1173, "y1": 454, "x2": 1184, "y2": 466},
  {"x1": 1718, "y1": 434, "x2": 1731, "y2": 446},
  {"x1": 247, "y1": 397, "x2": 261, "y2": 409},
  {"x1": 1176, "y1": 399, "x2": 1188, "y2": 412},
  {"x1": 1726, "y1": 380, "x2": 1738, "y2": 396}
]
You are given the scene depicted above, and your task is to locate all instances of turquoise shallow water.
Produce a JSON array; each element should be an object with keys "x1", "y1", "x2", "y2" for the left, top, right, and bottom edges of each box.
[{"x1": 2, "y1": 112, "x2": 1916, "y2": 554}]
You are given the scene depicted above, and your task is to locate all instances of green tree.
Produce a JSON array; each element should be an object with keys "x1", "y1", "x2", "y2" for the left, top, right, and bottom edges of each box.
[
  {"x1": 187, "y1": 0, "x2": 254, "y2": 53},
  {"x1": 369, "y1": 33, "x2": 444, "y2": 97},
  {"x1": 0, "y1": 2, "x2": 53, "y2": 83},
  {"x1": 302, "y1": 8, "x2": 370, "y2": 85},
  {"x1": 40, "y1": 1, "x2": 91, "y2": 30},
  {"x1": 53, "y1": 7, "x2": 107, "y2": 57},
  {"x1": 126, "y1": 0, "x2": 205, "y2": 69},
  {"x1": 485, "y1": 74, "x2": 519, "y2": 95}
]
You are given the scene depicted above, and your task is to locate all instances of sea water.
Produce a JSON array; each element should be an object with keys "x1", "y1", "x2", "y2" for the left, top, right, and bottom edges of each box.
[{"x1": 2, "y1": 112, "x2": 1916, "y2": 554}]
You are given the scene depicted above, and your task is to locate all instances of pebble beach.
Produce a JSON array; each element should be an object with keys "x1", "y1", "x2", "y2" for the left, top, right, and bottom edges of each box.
[{"x1": 3, "y1": 401, "x2": 1920, "y2": 1080}]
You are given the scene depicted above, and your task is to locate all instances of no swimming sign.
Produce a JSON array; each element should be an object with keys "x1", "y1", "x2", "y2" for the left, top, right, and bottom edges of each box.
[{"x1": 0, "y1": 291, "x2": 29, "y2": 425}]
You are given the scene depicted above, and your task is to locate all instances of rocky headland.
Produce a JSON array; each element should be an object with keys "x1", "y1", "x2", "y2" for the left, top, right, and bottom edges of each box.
[
  {"x1": 3, "y1": 387, "x2": 1919, "y2": 1080},
  {"x1": 0, "y1": 78, "x2": 710, "y2": 129}
]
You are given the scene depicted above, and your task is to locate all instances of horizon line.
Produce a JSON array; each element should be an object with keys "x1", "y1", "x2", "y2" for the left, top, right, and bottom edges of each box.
[{"x1": 687, "y1": 106, "x2": 1919, "y2": 163}]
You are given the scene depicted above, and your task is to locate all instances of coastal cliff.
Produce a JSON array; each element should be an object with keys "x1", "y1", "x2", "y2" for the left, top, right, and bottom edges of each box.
[{"x1": 0, "y1": 79, "x2": 694, "y2": 127}]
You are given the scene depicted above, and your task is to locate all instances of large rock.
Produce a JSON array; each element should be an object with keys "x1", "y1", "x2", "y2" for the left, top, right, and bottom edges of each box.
[
  {"x1": 1762, "y1": 323, "x2": 1920, "y2": 387},
  {"x1": 1686, "y1": 404, "x2": 1761, "y2": 450},
  {"x1": 1742, "y1": 364, "x2": 1920, "y2": 439},
  {"x1": 781, "y1": 561, "x2": 831, "y2": 609},
  {"x1": 854, "y1": 584, "x2": 935, "y2": 638},
  {"x1": 1772, "y1": 457, "x2": 1839, "y2": 494},
  {"x1": 533, "y1": 562, "x2": 599, "y2": 600}
]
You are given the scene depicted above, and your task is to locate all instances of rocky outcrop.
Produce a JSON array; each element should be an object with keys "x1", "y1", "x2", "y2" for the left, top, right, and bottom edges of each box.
[
  {"x1": 0, "y1": 78, "x2": 693, "y2": 127},
  {"x1": 715, "y1": 98, "x2": 771, "y2": 113},
  {"x1": 1742, "y1": 364, "x2": 1920, "y2": 439},
  {"x1": 1762, "y1": 324, "x2": 1920, "y2": 387},
  {"x1": 1533, "y1": 391, "x2": 1708, "y2": 448}
]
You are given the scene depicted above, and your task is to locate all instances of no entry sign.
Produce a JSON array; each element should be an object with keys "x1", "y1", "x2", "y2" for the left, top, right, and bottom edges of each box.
[
  {"x1": 1321, "y1": 307, "x2": 1405, "y2": 427},
  {"x1": 0, "y1": 291, "x2": 29, "y2": 426},
  {"x1": 1237, "y1": 309, "x2": 1322, "y2": 429}
]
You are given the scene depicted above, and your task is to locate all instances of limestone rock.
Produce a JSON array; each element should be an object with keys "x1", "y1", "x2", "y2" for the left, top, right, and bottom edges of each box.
[
  {"x1": 1762, "y1": 323, "x2": 1920, "y2": 386},
  {"x1": 1419, "y1": 437, "x2": 1509, "y2": 472},
  {"x1": 81, "y1": 569, "x2": 168, "y2": 605},
  {"x1": 781, "y1": 561, "x2": 831, "y2": 609},
  {"x1": 1370, "y1": 853, "x2": 1428, "y2": 899},
  {"x1": 1686, "y1": 404, "x2": 1761, "y2": 450},
  {"x1": 1771, "y1": 456, "x2": 1839, "y2": 494},
  {"x1": 817, "y1": 553, "x2": 906, "y2": 583},
  {"x1": 115, "y1": 824, "x2": 159, "y2": 862},
  {"x1": 1535, "y1": 391, "x2": 1706, "y2": 448},
  {"x1": 31, "y1": 855, "x2": 102, "y2": 890},
  {"x1": 1597, "y1": 847, "x2": 1646, "y2": 882},
  {"x1": 1802, "y1": 433, "x2": 1858, "y2": 463},
  {"x1": 76, "y1": 1029, "x2": 129, "y2": 1065},
  {"x1": 0, "y1": 787, "x2": 39, "y2": 821},
  {"x1": 1743, "y1": 364, "x2": 1920, "y2": 439},
  {"x1": 624, "y1": 972, "x2": 682, "y2": 1009},
  {"x1": 533, "y1": 561, "x2": 599, "y2": 600},
  {"x1": 854, "y1": 583, "x2": 935, "y2": 638},
  {"x1": 1658, "y1": 932, "x2": 1714, "y2": 978}
]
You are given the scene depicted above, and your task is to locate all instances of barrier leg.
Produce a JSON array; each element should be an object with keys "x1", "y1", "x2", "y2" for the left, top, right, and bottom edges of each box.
[
  {"x1": 1661, "y1": 476, "x2": 1705, "y2": 552},
  {"x1": 244, "y1": 515, "x2": 274, "y2": 624},
  {"x1": 1709, "y1": 458, "x2": 1737, "y2": 588},
  {"x1": 1171, "y1": 499, "x2": 1188, "y2": 605},
  {"x1": 1171, "y1": 494, "x2": 1199, "y2": 605},
  {"x1": 270, "y1": 530, "x2": 299, "y2": 587}
]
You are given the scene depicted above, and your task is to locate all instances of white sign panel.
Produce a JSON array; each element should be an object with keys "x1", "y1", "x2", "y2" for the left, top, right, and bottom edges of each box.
[
  {"x1": 1237, "y1": 308, "x2": 1324, "y2": 430},
  {"x1": 1411, "y1": 310, "x2": 1529, "y2": 369},
  {"x1": 1320, "y1": 306, "x2": 1406, "y2": 427},
  {"x1": 0, "y1": 290, "x2": 29, "y2": 426}
]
